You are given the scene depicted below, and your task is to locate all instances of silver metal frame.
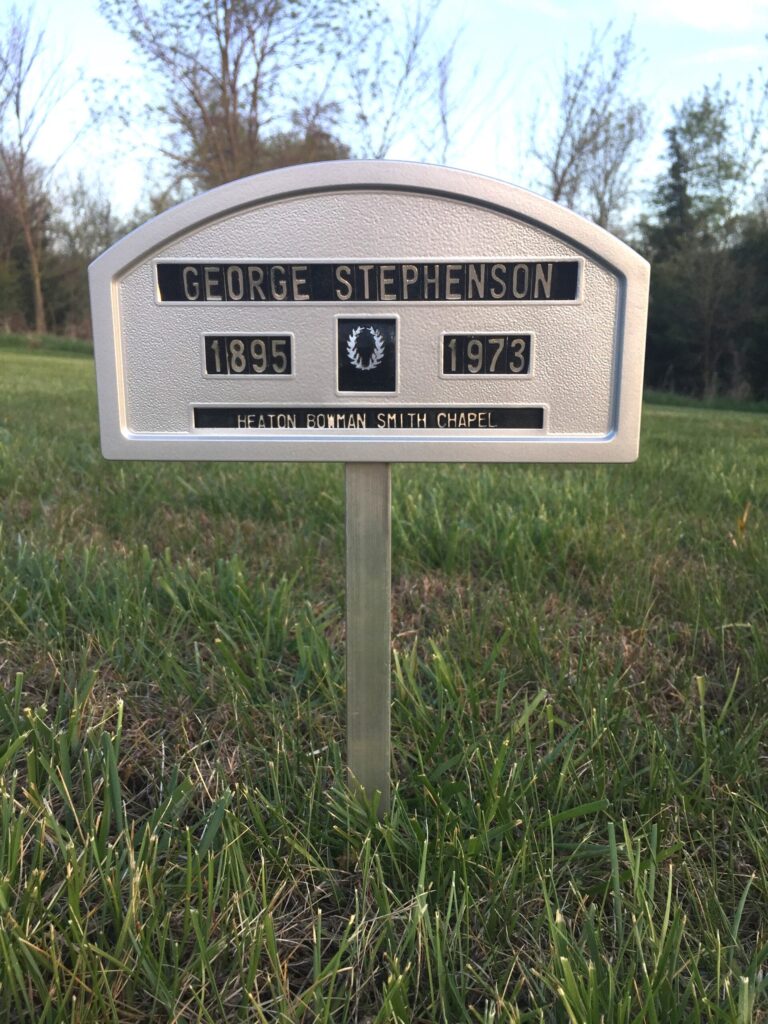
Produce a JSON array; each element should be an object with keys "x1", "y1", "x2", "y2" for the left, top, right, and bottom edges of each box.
[{"x1": 89, "y1": 160, "x2": 649, "y2": 464}]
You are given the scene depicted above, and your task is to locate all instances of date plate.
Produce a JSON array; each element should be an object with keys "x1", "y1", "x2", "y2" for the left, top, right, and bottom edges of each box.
[
  {"x1": 442, "y1": 333, "x2": 531, "y2": 376},
  {"x1": 204, "y1": 335, "x2": 292, "y2": 376}
]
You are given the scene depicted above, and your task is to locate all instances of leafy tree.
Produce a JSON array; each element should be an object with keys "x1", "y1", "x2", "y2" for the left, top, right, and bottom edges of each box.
[
  {"x1": 640, "y1": 86, "x2": 764, "y2": 395},
  {"x1": 733, "y1": 207, "x2": 768, "y2": 399},
  {"x1": 643, "y1": 88, "x2": 744, "y2": 258}
]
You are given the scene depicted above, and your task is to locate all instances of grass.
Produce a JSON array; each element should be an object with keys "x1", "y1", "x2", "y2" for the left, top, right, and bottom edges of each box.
[
  {"x1": 0, "y1": 347, "x2": 767, "y2": 1022},
  {"x1": 0, "y1": 331, "x2": 93, "y2": 358},
  {"x1": 643, "y1": 389, "x2": 768, "y2": 415}
]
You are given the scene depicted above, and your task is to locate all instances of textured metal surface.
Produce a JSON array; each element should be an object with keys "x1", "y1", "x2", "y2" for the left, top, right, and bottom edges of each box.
[
  {"x1": 345, "y1": 463, "x2": 391, "y2": 814},
  {"x1": 89, "y1": 161, "x2": 650, "y2": 462}
]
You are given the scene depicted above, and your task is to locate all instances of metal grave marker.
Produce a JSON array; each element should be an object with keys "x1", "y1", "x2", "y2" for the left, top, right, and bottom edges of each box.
[{"x1": 89, "y1": 161, "x2": 650, "y2": 814}]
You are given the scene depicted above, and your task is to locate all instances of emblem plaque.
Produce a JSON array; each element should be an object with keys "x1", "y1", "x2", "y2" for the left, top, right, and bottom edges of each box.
[{"x1": 337, "y1": 318, "x2": 398, "y2": 393}]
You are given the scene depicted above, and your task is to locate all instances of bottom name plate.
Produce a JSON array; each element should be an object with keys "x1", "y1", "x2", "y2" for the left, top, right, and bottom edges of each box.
[{"x1": 194, "y1": 406, "x2": 544, "y2": 431}]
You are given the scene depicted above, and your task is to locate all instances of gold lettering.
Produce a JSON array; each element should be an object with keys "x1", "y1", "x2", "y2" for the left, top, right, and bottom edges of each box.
[
  {"x1": 270, "y1": 265, "x2": 288, "y2": 300},
  {"x1": 401, "y1": 264, "x2": 418, "y2": 299},
  {"x1": 534, "y1": 262, "x2": 553, "y2": 299},
  {"x1": 446, "y1": 264, "x2": 462, "y2": 300},
  {"x1": 379, "y1": 265, "x2": 397, "y2": 300},
  {"x1": 490, "y1": 263, "x2": 507, "y2": 299},
  {"x1": 335, "y1": 265, "x2": 353, "y2": 300},
  {"x1": 467, "y1": 264, "x2": 486, "y2": 300},
  {"x1": 359, "y1": 265, "x2": 374, "y2": 300},
  {"x1": 291, "y1": 265, "x2": 310, "y2": 300},
  {"x1": 247, "y1": 266, "x2": 266, "y2": 300},
  {"x1": 512, "y1": 264, "x2": 529, "y2": 299},
  {"x1": 204, "y1": 265, "x2": 222, "y2": 300},
  {"x1": 423, "y1": 264, "x2": 440, "y2": 300},
  {"x1": 182, "y1": 266, "x2": 200, "y2": 300},
  {"x1": 226, "y1": 265, "x2": 244, "y2": 300}
]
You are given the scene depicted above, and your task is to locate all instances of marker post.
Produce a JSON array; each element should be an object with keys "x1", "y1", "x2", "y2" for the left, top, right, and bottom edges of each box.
[{"x1": 345, "y1": 463, "x2": 392, "y2": 816}]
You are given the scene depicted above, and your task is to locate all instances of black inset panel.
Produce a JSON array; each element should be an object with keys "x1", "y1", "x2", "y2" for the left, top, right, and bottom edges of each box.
[
  {"x1": 442, "y1": 334, "x2": 532, "y2": 375},
  {"x1": 337, "y1": 318, "x2": 398, "y2": 393},
  {"x1": 193, "y1": 406, "x2": 545, "y2": 430}
]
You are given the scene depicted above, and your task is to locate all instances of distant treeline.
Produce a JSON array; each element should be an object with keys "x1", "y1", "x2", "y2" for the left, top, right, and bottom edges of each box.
[
  {"x1": 2, "y1": 5, "x2": 767, "y2": 398},
  {"x1": 3, "y1": 183, "x2": 767, "y2": 400}
]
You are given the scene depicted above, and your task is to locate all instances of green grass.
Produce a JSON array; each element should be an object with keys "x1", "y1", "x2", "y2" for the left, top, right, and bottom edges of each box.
[
  {"x1": 643, "y1": 389, "x2": 768, "y2": 415},
  {"x1": 1, "y1": 348, "x2": 767, "y2": 1022},
  {"x1": 0, "y1": 331, "x2": 93, "y2": 358}
]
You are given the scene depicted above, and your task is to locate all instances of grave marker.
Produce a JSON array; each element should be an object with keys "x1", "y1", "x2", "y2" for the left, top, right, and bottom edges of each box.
[{"x1": 90, "y1": 161, "x2": 650, "y2": 813}]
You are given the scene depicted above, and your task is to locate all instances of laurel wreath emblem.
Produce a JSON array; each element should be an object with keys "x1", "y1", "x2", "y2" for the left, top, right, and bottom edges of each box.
[{"x1": 346, "y1": 325, "x2": 385, "y2": 371}]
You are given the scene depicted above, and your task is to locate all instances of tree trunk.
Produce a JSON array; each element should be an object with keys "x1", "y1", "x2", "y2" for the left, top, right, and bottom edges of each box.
[{"x1": 20, "y1": 215, "x2": 46, "y2": 334}]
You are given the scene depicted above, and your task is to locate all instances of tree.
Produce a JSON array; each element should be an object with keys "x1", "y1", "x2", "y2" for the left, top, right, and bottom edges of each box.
[
  {"x1": 531, "y1": 25, "x2": 649, "y2": 230},
  {"x1": 643, "y1": 88, "x2": 745, "y2": 258},
  {"x1": 0, "y1": 184, "x2": 24, "y2": 331},
  {"x1": 343, "y1": 0, "x2": 458, "y2": 161},
  {"x1": 99, "y1": 0, "x2": 354, "y2": 192},
  {"x1": 99, "y1": 0, "x2": 458, "y2": 194},
  {"x1": 0, "y1": 7, "x2": 61, "y2": 333},
  {"x1": 46, "y1": 174, "x2": 125, "y2": 336},
  {"x1": 639, "y1": 85, "x2": 764, "y2": 395},
  {"x1": 733, "y1": 207, "x2": 768, "y2": 399}
]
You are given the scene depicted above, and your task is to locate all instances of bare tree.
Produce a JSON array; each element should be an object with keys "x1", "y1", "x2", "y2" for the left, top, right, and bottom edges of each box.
[
  {"x1": 342, "y1": 0, "x2": 459, "y2": 161},
  {"x1": 100, "y1": 0, "x2": 461, "y2": 194},
  {"x1": 99, "y1": 0, "x2": 362, "y2": 192},
  {"x1": 0, "y1": 7, "x2": 63, "y2": 333},
  {"x1": 531, "y1": 26, "x2": 649, "y2": 230}
]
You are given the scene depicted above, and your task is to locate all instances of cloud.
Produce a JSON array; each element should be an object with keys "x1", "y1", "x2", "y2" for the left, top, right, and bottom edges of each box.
[{"x1": 613, "y1": 0, "x2": 768, "y2": 32}]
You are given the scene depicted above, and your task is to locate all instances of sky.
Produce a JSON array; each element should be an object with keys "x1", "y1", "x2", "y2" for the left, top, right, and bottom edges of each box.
[{"x1": 21, "y1": 0, "x2": 768, "y2": 220}]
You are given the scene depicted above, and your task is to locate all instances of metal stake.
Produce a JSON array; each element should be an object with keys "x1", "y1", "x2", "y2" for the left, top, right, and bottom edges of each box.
[{"x1": 345, "y1": 462, "x2": 391, "y2": 816}]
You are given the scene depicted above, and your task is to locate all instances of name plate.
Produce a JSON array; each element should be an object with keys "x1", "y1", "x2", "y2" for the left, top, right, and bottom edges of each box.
[
  {"x1": 194, "y1": 406, "x2": 544, "y2": 430},
  {"x1": 157, "y1": 260, "x2": 580, "y2": 304},
  {"x1": 89, "y1": 162, "x2": 649, "y2": 463}
]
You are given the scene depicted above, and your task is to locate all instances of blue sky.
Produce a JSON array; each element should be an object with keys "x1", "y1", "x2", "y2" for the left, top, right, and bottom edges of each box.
[{"x1": 26, "y1": 0, "x2": 768, "y2": 217}]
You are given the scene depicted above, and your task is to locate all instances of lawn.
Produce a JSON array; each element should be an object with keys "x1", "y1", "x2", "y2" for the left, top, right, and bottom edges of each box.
[{"x1": 1, "y1": 347, "x2": 767, "y2": 1022}]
